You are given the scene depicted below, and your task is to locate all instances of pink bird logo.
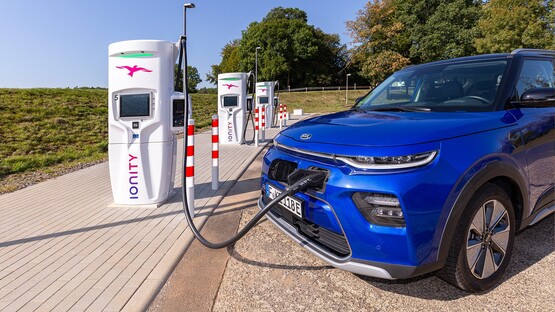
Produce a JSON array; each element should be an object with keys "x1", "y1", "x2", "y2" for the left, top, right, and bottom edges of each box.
[
  {"x1": 116, "y1": 65, "x2": 153, "y2": 77},
  {"x1": 259, "y1": 88, "x2": 267, "y2": 92},
  {"x1": 222, "y1": 84, "x2": 238, "y2": 89}
]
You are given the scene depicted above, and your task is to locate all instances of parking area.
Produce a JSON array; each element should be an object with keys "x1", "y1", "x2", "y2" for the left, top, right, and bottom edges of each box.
[
  {"x1": 152, "y1": 151, "x2": 555, "y2": 311},
  {"x1": 217, "y1": 208, "x2": 553, "y2": 311}
]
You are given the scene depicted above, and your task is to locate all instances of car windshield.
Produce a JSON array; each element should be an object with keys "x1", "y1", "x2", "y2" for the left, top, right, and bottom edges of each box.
[{"x1": 356, "y1": 59, "x2": 508, "y2": 112}]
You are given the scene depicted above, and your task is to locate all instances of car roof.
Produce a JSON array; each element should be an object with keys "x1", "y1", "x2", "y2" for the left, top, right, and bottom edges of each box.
[
  {"x1": 510, "y1": 48, "x2": 555, "y2": 57},
  {"x1": 400, "y1": 49, "x2": 554, "y2": 72}
]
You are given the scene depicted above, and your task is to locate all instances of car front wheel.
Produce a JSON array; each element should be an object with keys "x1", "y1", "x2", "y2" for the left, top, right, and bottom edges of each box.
[{"x1": 437, "y1": 183, "x2": 516, "y2": 292}]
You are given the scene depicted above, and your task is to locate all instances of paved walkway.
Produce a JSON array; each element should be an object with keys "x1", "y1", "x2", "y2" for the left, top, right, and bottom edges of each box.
[{"x1": 0, "y1": 117, "x2": 301, "y2": 312}]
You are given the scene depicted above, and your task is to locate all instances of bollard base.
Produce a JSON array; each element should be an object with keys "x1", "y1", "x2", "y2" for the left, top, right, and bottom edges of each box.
[{"x1": 108, "y1": 190, "x2": 176, "y2": 209}]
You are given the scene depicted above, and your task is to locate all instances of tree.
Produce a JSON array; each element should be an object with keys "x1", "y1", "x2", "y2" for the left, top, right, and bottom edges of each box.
[
  {"x1": 390, "y1": 0, "x2": 480, "y2": 64},
  {"x1": 347, "y1": 0, "x2": 482, "y2": 83},
  {"x1": 206, "y1": 40, "x2": 241, "y2": 84},
  {"x1": 401, "y1": 0, "x2": 481, "y2": 63},
  {"x1": 208, "y1": 7, "x2": 347, "y2": 88},
  {"x1": 474, "y1": 0, "x2": 555, "y2": 53},
  {"x1": 239, "y1": 7, "x2": 347, "y2": 87},
  {"x1": 175, "y1": 65, "x2": 202, "y2": 93},
  {"x1": 346, "y1": 0, "x2": 410, "y2": 85},
  {"x1": 263, "y1": 7, "x2": 308, "y2": 22}
]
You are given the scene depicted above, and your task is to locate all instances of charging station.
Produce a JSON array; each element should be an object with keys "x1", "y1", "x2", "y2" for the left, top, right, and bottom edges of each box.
[
  {"x1": 218, "y1": 73, "x2": 250, "y2": 144},
  {"x1": 106, "y1": 2, "x2": 330, "y2": 252},
  {"x1": 108, "y1": 40, "x2": 184, "y2": 206},
  {"x1": 103, "y1": 2, "x2": 324, "y2": 252},
  {"x1": 256, "y1": 81, "x2": 279, "y2": 128}
]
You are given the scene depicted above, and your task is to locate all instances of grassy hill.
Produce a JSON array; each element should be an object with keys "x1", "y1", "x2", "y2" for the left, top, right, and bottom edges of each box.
[
  {"x1": 0, "y1": 89, "x2": 108, "y2": 179},
  {"x1": 0, "y1": 88, "x2": 368, "y2": 193}
]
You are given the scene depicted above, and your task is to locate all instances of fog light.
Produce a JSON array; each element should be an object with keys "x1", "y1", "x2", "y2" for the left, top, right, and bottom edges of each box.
[
  {"x1": 372, "y1": 207, "x2": 403, "y2": 219},
  {"x1": 353, "y1": 192, "x2": 405, "y2": 227}
]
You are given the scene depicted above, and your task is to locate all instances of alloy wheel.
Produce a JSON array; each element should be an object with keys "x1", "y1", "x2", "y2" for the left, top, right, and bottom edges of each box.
[{"x1": 465, "y1": 199, "x2": 511, "y2": 279}]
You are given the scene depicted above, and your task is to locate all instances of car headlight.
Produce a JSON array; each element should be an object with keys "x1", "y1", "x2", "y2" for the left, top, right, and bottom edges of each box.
[{"x1": 337, "y1": 150, "x2": 437, "y2": 170}]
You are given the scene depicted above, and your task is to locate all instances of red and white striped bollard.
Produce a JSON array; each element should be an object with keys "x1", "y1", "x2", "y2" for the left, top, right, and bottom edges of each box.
[
  {"x1": 283, "y1": 103, "x2": 287, "y2": 127},
  {"x1": 211, "y1": 115, "x2": 219, "y2": 190},
  {"x1": 186, "y1": 119, "x2": 195, "y2": 216},
  {"x1": 254, "y1": 107, "x2": 259, "y2": 147},
  {"x1": 279, "y1": 103, "x2": 283, "y2": 129},
  {"x1": 261, "y1": 105, "x2": 266, "y2": 141}
]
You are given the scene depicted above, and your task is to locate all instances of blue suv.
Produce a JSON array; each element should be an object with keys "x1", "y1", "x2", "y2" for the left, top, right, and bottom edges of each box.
[{"x1": 259, "y1": 49, "x2": 554, "y2": 291}]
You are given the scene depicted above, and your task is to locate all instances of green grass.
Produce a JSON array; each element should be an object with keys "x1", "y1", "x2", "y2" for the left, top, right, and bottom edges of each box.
[
  {"x1": 0, "y1": 88, "x2": 369, "y2": 183},
  {"x1": 0, "y1": 88, "x2": 108, "y2": 178},
  {"x1": 190, "y1": 93, "x2": 217, "y2": 129},
  {"x1": 279, "y1": 90, "x2": 369, "y2": 113}
]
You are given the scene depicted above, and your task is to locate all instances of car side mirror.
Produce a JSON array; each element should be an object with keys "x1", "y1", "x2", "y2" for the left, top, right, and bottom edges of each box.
[{"x1": 516, "y1": 87, "x2": 555, "y2": 107}]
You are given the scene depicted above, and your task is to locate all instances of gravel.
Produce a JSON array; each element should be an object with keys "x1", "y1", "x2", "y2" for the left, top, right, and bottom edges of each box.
[
  {"x1": 214, "y1": 207, "x2": 554, "y2": 311},
  {"x1": 0, "y1": 159, "x2": 106, "y2": 194}
]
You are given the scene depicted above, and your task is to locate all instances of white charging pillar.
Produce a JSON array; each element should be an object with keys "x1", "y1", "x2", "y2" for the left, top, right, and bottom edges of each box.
[
  {"x1": 108, "y1": 40, "x2": 184, "y2": 206},
  {"x1": 256, "y1": 81, "x2": 275, "y2": 128},
  {"x1": 217, "y1": 73, "x2": 248, "y2": 144}
]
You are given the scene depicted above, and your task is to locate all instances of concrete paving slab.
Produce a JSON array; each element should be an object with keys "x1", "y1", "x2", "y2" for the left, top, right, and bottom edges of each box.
[{"x1": 0, "y1": 115, "x2": 305, "y2": 311}]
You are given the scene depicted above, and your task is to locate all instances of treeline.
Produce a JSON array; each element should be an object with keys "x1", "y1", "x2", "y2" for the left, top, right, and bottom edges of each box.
[
  {"x1": 349, "y1": 0, "x2": 555, "y2": 85},
  {"x1": 208, "y1": 1, "x2": 555, "y2": 88},
  {"x1": 207, "y1": 7, "x2": 348, "y2": 88}
]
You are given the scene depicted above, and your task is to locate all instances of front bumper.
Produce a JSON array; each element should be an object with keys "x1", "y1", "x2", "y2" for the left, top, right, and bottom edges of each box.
[
  {"x1": 258, "y1": 195, "x2": 443, "y2": 279},
  {"x1": 258, "y1": 141, "x2": 463, "y2": 279},
  {"x1": 259, "y1": 196, "x2": 395, "y2": 279}
]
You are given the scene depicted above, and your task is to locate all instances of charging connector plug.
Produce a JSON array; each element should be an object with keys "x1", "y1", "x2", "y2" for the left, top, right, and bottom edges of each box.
[{"x1": 183, "y1": 168, "x2": 327, "y2": 249}]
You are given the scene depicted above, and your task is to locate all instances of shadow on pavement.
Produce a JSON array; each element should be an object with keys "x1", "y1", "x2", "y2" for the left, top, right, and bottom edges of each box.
[
  {"x1": 167, "y1": 177, "x2": 261, "y2": 203},
  {"x1": 228, "y1": 244, "x2": 335, "y2": 271}
]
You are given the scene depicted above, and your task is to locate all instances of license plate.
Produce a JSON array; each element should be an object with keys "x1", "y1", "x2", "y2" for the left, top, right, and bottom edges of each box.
[{"x1": 267, "y1": 184, "x2": 303, "y2": 219}]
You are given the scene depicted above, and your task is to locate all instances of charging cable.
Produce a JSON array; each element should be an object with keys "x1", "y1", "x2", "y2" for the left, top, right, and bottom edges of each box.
[
  {"x1": 180, "y1": 29, "x2": 325, "y2": 249},
  {"x1": 241, "y1": 72, "x2": 256, "y2": 145}
]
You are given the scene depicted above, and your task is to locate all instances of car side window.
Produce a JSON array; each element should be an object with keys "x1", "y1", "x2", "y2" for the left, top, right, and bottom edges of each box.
[{"x1": 516, "y1": 59, "x2": 555, "y2": 97}]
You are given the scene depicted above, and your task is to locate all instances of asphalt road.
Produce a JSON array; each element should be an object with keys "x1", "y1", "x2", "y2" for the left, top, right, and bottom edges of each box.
[{"x1": 150, "y1": 151, "x2": 555, "y2": 311}]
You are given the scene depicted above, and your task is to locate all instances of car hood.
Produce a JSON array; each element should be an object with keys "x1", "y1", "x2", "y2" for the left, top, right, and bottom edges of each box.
[{"x1": 281, "y1": 110, "x2": 516, "y2": 147}]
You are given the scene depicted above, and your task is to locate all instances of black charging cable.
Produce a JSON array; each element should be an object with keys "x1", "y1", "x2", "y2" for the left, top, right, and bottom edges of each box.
[
  {"x1": 271, "y1": 81, "x2": 280, "y2": 127},
  {"x1": 180, "y1": 30, "x2": 325, "y2": 249},
  {"x1": 241, "y1": 73, "x2": 256, "y2": 145},
  {"x1": 241, "y1": 108, "x2": 255, "y2": 145},
  {"x1": 183, "y1": 164, "x2": 326, "y2": 249}
]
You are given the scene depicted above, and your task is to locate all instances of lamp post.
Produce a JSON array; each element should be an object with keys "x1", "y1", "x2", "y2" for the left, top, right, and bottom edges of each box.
[
  {"x1": 345, "y1": 73, "x2": 351, "y2": 104},
  {"x1": 182, "y1": 3, "x2": 195, "y2": 103},
  {"x1": 182, "y1": 2, "x2": 195, "y2": 216},
  {"x1": 255, "y1": 46, "x2": 262, "y2": 83}
]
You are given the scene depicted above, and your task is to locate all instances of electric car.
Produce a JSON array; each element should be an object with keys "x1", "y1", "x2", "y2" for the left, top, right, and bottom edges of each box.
[{"x1": 259, "y1": 49, "x2": 555, "y2": 292}]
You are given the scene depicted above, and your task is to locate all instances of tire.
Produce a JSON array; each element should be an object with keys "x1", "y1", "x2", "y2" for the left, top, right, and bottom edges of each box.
[{"x1": 437, "y1": 183, "x2": 516, "y2": 292}]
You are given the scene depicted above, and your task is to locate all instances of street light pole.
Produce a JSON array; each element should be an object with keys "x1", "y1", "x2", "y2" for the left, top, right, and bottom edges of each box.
[
  {"x1": 345, "y1": 73, "x2": 351, "y2": 104},
  {"x1": 255, "y1": 46, "x2": 261, "y2": 84},
  {"x1": 183, "y1": 3, "x2": 195, "y2": 106},
  {"x1": 182, "y1": 2, "x2": 195, "y2": 217}
]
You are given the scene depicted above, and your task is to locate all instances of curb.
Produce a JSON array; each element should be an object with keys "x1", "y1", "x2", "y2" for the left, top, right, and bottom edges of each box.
[{"x1": 123, "y1": 139, "x2": 272, "y2": 312}]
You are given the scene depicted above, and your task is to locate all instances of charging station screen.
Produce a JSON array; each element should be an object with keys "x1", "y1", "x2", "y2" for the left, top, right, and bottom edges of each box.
[
  {"x1": 172, "y1": 99, "x2": 185, "y2": 127},
  {"x1": 259, "y1": 96, "x2": 269, "y2": 104},
  {"x1": 120, "y1": 94, "x2": 151, "y2": 117},
  {"x1": 223, "y1": 96, "x2": 238, "y2": 107}
]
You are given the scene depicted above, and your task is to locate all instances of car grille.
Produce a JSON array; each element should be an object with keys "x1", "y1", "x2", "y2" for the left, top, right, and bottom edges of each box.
[{"x1": 264, "y1": 196, "x2": 350, "y2": 257}]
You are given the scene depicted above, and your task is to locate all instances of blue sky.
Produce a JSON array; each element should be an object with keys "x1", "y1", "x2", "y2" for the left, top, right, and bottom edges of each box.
[{"x1": 0, "y1": 0, "x2": 367, "y2": 89}]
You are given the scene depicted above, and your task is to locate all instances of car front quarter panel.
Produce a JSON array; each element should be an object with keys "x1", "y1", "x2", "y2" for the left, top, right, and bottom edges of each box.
[{"x1": 434, "y1": 128, "x2": 529, "y2": 265}]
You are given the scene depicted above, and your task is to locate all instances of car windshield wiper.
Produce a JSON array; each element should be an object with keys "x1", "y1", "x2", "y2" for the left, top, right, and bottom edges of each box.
[
  {"x1": 349, "y1": 107, "x2": 366, "y2": 112},
  {"x1": 368, "y1": 106, "x2": 431, "y2": 112}
]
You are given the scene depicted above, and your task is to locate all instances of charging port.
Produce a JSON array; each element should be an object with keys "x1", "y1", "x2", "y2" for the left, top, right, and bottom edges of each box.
[
  {"x1": 287, "y1": 169, "x2": 327, "y2": 192},
  {"x1": 268, "y1": 160, "x2": 297, "y2": 182}
]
